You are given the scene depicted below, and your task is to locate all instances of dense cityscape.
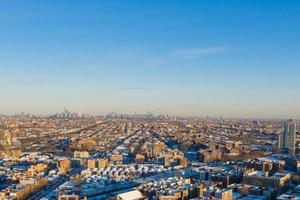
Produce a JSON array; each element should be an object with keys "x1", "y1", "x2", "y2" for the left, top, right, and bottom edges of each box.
[
  {"x1": 1, "y1": 1, "x2": 300, "y2": 200},
  {"x1": 0, "y1": 110, "x2": 299, "y2": 200}
]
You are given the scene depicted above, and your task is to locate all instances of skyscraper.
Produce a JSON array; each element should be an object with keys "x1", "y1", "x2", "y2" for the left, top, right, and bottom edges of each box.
[{"x1": 278, "y1": 119, "x2": 296, "y2": 149}]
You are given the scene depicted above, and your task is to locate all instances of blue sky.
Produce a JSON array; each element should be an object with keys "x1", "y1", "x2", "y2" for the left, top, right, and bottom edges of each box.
[{"x1": 0, "y1": 0, "x2": 300, "y2": 118}]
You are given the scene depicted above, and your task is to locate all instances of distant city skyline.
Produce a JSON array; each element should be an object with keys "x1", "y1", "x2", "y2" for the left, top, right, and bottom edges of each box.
[
  {"x1": 2, "y1": 109, "x2": 300, "y2": 120},
  {"x1": 1, "y1": 1, "x2": 300, "y2": 118}
]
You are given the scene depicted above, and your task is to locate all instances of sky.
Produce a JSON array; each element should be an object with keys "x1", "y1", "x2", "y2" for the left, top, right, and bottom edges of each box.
[{"x1": 0, "y1": 0, "x2": 300, "y2": 118}]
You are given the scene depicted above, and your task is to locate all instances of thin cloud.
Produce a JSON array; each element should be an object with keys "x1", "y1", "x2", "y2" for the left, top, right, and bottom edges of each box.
[
  {"x1": 120, "y1": 86, "x2": 152, "y2": 91},
  {"x1": 143, "y1": 58, "x2": 164, "y2": 65},
  {"x1": 78, "y1": 65, "x2": 110, "y2": 70},
  {"x1": 174, "y1": 47, "x2": 230, "y2": 59}
]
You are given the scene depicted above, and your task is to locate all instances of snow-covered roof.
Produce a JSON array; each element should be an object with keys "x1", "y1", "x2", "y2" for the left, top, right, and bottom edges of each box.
[{"x1": 117, "y1": 190, "x2": 144, "y2": 200}]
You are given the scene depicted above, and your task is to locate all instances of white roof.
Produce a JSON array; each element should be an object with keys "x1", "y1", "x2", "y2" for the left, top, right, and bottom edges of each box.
[{"x1": 118, "y1": 190, "x2": 144, "y2": 200}]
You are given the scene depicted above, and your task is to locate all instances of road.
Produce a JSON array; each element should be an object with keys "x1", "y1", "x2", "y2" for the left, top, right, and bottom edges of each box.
[{"x1": 27, "y1": 166, "x2": 84, "y2": 200}]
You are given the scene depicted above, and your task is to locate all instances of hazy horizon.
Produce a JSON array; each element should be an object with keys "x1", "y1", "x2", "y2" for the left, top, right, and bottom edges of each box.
[
  {"x1": 2, "y1": 109, "x2": 300, "y2": 120},
  {"x1": 1, "y1": 1, "x2": 300, "y2": 118}
]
